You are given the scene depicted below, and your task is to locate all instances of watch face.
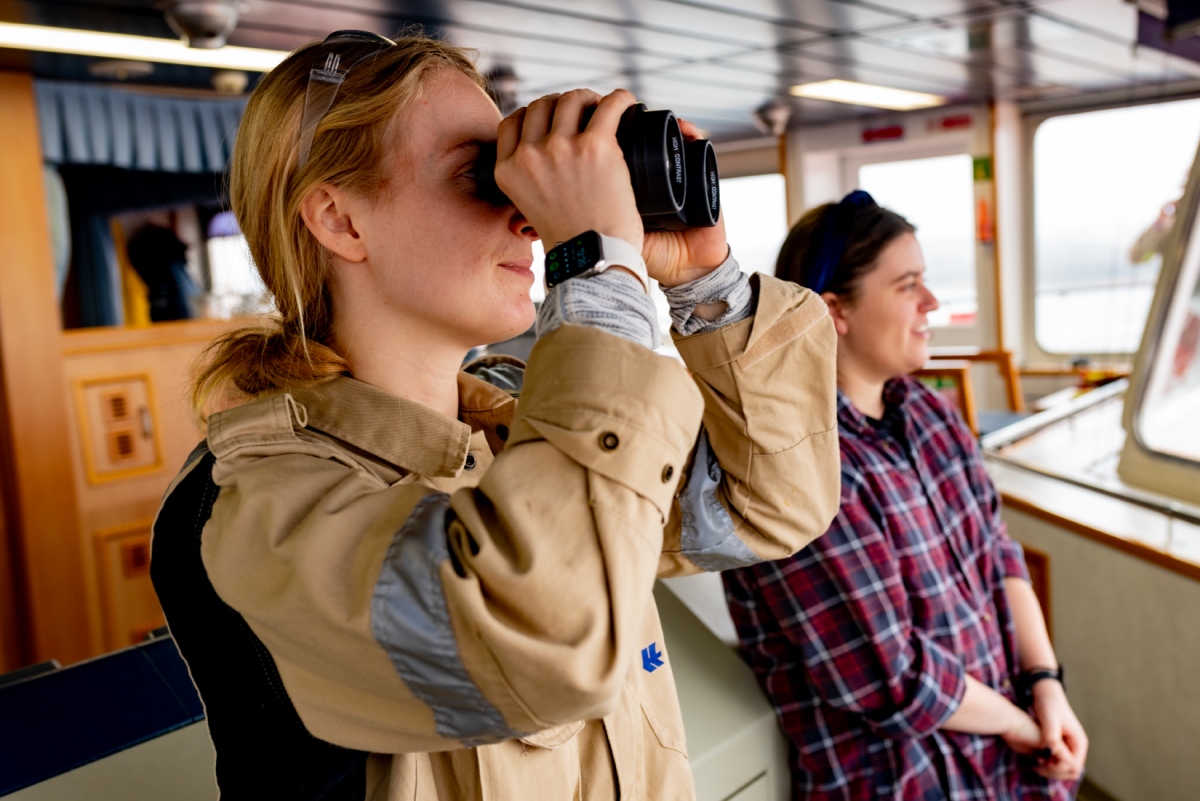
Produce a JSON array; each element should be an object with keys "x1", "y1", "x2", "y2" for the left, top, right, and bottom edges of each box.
[{"x1": 546, "y1": 231, "x2": 602, "y2": 288}]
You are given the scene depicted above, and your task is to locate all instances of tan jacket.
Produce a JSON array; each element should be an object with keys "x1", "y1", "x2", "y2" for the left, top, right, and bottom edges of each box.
[{"x1": 157, "y1": 275, "x2": 839, "y2": 800}]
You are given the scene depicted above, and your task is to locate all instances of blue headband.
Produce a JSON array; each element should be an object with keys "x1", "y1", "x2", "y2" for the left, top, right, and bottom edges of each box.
[{"x1": 803, "y1": 190, "x2": 876, "y2": 294}]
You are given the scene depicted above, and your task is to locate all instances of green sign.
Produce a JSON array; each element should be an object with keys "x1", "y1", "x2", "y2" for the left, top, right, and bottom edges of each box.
[{"x1": 973, "y1": 156, "x2": 993, "y2": 181}]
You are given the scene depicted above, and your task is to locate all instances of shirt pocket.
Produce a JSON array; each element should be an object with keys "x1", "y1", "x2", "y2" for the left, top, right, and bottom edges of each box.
[
  {"x1": 634, "y1": 670, "x2": 688, "y2": 757},
  {"x1": 603, "y1": 670, "x2": 693, "y2": 801}
]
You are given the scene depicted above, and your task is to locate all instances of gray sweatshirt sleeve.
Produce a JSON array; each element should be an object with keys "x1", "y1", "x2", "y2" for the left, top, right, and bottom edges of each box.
[
  {"x1": 663, "y1": 252, "x2": 755, "y2": 336},
  {"x1": 536, "y1": 269, "x2": 661, "y2": 350}
]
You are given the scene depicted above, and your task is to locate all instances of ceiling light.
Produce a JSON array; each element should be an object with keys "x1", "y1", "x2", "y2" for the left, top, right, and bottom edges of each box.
[
  {"x1": 0, "y1": 22, "x2": 286, "y2": 72},
  {"x1": 789, "y1": 79, "x2": 945, "y2": 111}
]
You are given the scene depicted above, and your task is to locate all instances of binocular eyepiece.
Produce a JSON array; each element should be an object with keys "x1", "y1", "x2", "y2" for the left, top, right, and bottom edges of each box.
[{"x1": 476, "y1": 103, "x2": 721, "y2": 230}]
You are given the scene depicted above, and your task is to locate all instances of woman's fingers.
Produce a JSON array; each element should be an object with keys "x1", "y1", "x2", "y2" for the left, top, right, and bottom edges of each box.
[
  {"x1": 491, "y1": 86, "x2": 643, "y2": 251},
  {"x1": 582, "y1": 88, "x2": 638, "y2": 138},
  {"x1": 496, "y1": 107, "x2": 527, "y2": 161},
  {"x1": 520, "y1": 93, "x2": 562, "y2": 144},
  {"x1": 549, "y1": 88, "x2": 603, "y2": 138},
  {"x1": 679, "y1": 118, "x2": 702, "y2": 142}
]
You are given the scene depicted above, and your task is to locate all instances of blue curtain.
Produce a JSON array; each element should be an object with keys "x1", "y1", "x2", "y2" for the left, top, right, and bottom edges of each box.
[{"x1": 35, "y1": 81, "x2": 247, "y2": 173}]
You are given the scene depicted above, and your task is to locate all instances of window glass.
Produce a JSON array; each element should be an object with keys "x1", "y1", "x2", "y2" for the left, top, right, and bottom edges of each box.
[
  {"x1": 1137, "y1": 207, "x2": 1200, "y2": 464},
  {"x1": 858, "y1": 154, "x2": 977, "y2": 327},
  {"x1": 205, "y1": 211, "x2": 271, "y2": 318},
  {"x1": 1033, "y1": 100, "x2": 1200, "y2": 354}
]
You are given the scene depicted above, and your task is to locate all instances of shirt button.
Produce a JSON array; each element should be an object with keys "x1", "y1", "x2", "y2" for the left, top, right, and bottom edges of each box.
[
  {"x1": 1002, "y1": 678, "x2": 1012, "y2": 691},
  {"x1": 600, "y1": 432, "x2": 619, "y2": 451},
  {"x1": 983, "y1": 612, "x2": 993, "y2": 623},
  {"x1": 661, "y1": 465, "x2": 674, "y2": 483},
  {"x1": 465, "y1": 453, "x2": 477, "y2": 470},
  {"x1": 496, "y1": 425, "x2": 509, "y2": 442}
]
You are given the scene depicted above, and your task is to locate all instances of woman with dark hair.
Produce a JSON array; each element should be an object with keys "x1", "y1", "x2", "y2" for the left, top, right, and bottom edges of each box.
[{"x1": 724, "y1": 191, "x2": 1088, "y2": 800}]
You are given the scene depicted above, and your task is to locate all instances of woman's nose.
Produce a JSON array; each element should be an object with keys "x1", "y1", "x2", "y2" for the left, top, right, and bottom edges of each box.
[
  {"x1": 509, "y1": 208, "x2": 537, "y2": 239},
  {"x1": 920, "y1": 284, "x2": 940, "y2": 312}
]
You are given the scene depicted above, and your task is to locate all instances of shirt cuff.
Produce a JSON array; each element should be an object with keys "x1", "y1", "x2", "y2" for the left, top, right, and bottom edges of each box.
[
  {"x1": 997, "y1": 536, "x2": 1031, "y2": 581},
  {"x1": 871, "y1": 633, "x2": 968, "y2": 740},
  {"x1": 536, "y1": 269, "x2": 661, "y2": 350},
  {"x1": 662, "y1": 251, "x2": 754, "y2": 336}
]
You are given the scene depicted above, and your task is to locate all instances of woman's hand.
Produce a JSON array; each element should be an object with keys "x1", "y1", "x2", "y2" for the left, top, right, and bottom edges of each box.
[
  {"x1": 642, "y1": 118, "x2": 731, "y2": 287},
  {"x1": 494, "y1": 89, "x2": 643, "y2": 256},
  {"x1": 1028, "y1": 680, "x2": 1088, "y2": 781},
  {"x1": 999, "y1": 705, "x2": 1044, "y2": 756}
]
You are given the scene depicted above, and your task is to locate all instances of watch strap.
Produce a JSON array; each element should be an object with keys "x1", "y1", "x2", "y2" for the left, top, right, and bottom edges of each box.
[
  {"x1": 592, "y1": 233, "x2": 649, "y2": 292},
  {"x1": 1015, "y1": 664, "x2": 1064, "y2": 708}
]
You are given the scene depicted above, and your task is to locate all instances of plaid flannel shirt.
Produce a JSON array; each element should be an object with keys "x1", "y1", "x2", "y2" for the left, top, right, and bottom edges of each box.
[{"x1": 724, "y1": 376, "x2": 1073, "y2": 801}]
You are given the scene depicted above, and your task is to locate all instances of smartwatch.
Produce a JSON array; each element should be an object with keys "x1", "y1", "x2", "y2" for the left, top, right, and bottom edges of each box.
[{"x1": 545, "y1": 231, "x2": 649, "y2": 291}]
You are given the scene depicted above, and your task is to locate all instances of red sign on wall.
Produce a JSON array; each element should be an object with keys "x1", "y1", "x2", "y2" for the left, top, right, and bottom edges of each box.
[{"x1": 862, "y1": 124, "x2": 904, "y2": 143}]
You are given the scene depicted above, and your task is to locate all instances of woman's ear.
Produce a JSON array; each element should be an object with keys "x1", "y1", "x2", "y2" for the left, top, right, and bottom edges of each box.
[
  {"x1": 821, "y1": 291, "x2": 851, "y2": 337},
  {"x1": 300, "y1": 185, "x2": 368, "y2": 263}
]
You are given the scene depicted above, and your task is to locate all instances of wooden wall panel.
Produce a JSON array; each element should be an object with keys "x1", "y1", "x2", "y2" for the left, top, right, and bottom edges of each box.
[
  {"x1": 0, "y1": 71, "x2": 90, "y2": 666},
  {"x1": 62, "y1": 318, "x2": 236, "y2": 654}
]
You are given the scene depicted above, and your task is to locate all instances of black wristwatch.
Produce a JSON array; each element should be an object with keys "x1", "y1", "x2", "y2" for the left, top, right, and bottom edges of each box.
[
  {"x1": 1015, "y1": 664, "x2": 1064, "y2": 708},
  {"x1": 544, "y1": 231, "x2": 647, "y2": 290}
]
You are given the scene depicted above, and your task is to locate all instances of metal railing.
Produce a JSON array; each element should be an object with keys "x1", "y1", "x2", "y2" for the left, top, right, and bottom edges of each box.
[{"x1": 982, "y1": 379, "x2": 1200, "y2": 531}]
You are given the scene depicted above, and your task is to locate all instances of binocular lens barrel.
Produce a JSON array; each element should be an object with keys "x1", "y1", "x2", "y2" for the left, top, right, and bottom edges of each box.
[
  {"x1": 644, "y1": 138, "x2": 720, "y2": 231},
  {"x1": 475, "y1": 103, "x2": 720, "y2": 231},
  {"x1": 617, "y1": 107, "x2": 687, "y2": 217}
]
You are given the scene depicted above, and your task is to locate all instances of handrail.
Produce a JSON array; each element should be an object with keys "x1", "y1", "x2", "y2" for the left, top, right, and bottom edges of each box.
[
  {"x1": 979, "y1": 378, "x2": 1127, "y2": 451},
  {"x1": 984, "y1": 451, "x2": 1200, "y2": 528},
  {"x1": 981, "y1": 377, "x2": 1200, "y2": 528}
]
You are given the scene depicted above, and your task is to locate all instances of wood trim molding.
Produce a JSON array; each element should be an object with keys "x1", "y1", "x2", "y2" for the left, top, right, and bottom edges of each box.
[
  {"x1": 1021, "y1": 545, "x2": 1052, "y2": 642},
  {"x1": 0, "y1": 71, "x2": 90, "y2": 665},
  {"x1": 62, "y1": 317, "x2": 245, "y2": 356},
  {"x1": 1001, "y1": 493, "x2": 1200, "y2": 584}
]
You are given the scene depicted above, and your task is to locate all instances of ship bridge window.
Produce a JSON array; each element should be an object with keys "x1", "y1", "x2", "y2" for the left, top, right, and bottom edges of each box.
[
  {"x1": 858, "y1": 153, "x2": 978, "y2": 328},
  {"x1": 1033, "y1": 99, "x2": 1200, "y2": 355},
  {"x1": 1134, "y1": 196, "x2": 1200, "y2": 467}
]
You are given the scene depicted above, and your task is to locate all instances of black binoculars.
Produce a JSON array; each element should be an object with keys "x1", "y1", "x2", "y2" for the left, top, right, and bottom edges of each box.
[{"x1": 476, "y1": 103, "x2": 721, "y2": 230}]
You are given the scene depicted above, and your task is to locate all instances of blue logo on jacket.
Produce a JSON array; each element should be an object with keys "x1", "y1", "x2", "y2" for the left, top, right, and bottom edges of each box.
[{"x1": 641, "y1": 642, "x2": 664, "y2": 673}]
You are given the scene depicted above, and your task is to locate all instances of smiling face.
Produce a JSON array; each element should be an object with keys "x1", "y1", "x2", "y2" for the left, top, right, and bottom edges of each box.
[
  {"x1": 339, "y1": 68, "x2": 538, "y2": 349},
  {"x1": 827, "y1": 232, "x2": 940, "y2": 383}
]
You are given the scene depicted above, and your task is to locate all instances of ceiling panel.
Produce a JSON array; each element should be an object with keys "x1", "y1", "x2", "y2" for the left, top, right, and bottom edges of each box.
[{"x1": 4, "y1": 0, "x2": 1199, "y2": 141}]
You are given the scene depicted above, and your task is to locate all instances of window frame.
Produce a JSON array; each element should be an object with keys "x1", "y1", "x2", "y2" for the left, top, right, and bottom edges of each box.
[
  {"x1": 1118, "y1": 130, "x2": 1200, "y2": 504},
  {"x1": 844, "y1": 137, "x2": 984, "y2": 345},
  {"x1": 1021, "y1": 96, "x2": 1200, "y2": 363},
  {"x1": 840, "y1": 134, "x2": 986, "y2": 348}
]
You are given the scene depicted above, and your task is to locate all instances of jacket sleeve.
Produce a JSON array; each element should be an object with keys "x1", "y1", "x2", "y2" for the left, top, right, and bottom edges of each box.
[
  {"x1": 199, "y1": 324, "x2": 704, "y2": 754},
  {"x1": 730, "y1": 470, "x2": 968, "y2": 741},
  {"x1": 658, "y1": 274, "x2": 841, "y2": 577}
]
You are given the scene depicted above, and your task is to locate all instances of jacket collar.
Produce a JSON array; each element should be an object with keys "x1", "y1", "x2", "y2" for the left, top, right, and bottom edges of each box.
[{"x1": 289, "y1": 372, "x2": 516, "y2": 478}]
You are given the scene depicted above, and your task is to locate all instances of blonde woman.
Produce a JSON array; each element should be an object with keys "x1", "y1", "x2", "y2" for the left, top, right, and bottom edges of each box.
[{"x1": 150, "y1": 31, "x2": 840, "y2": 801}]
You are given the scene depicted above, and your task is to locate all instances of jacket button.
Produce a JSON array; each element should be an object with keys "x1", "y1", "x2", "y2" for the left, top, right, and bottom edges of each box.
[
  {"x1": 465, "y1": 453, "x2": 477, "y2": 470},
  {"x1": 496, "y1": 425, "x2": 509, "y2": 442},
  {"x1": 600, "y1": 432, "x2": 619, "y2": 451},
  {"x1": 662, "y1": 465, "x2": 674, "y2": 483}
]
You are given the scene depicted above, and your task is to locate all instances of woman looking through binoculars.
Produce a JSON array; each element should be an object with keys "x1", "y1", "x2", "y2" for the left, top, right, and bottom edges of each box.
[{"x1": 150, "y1": 31, "x2": 840, "y2": 801}]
